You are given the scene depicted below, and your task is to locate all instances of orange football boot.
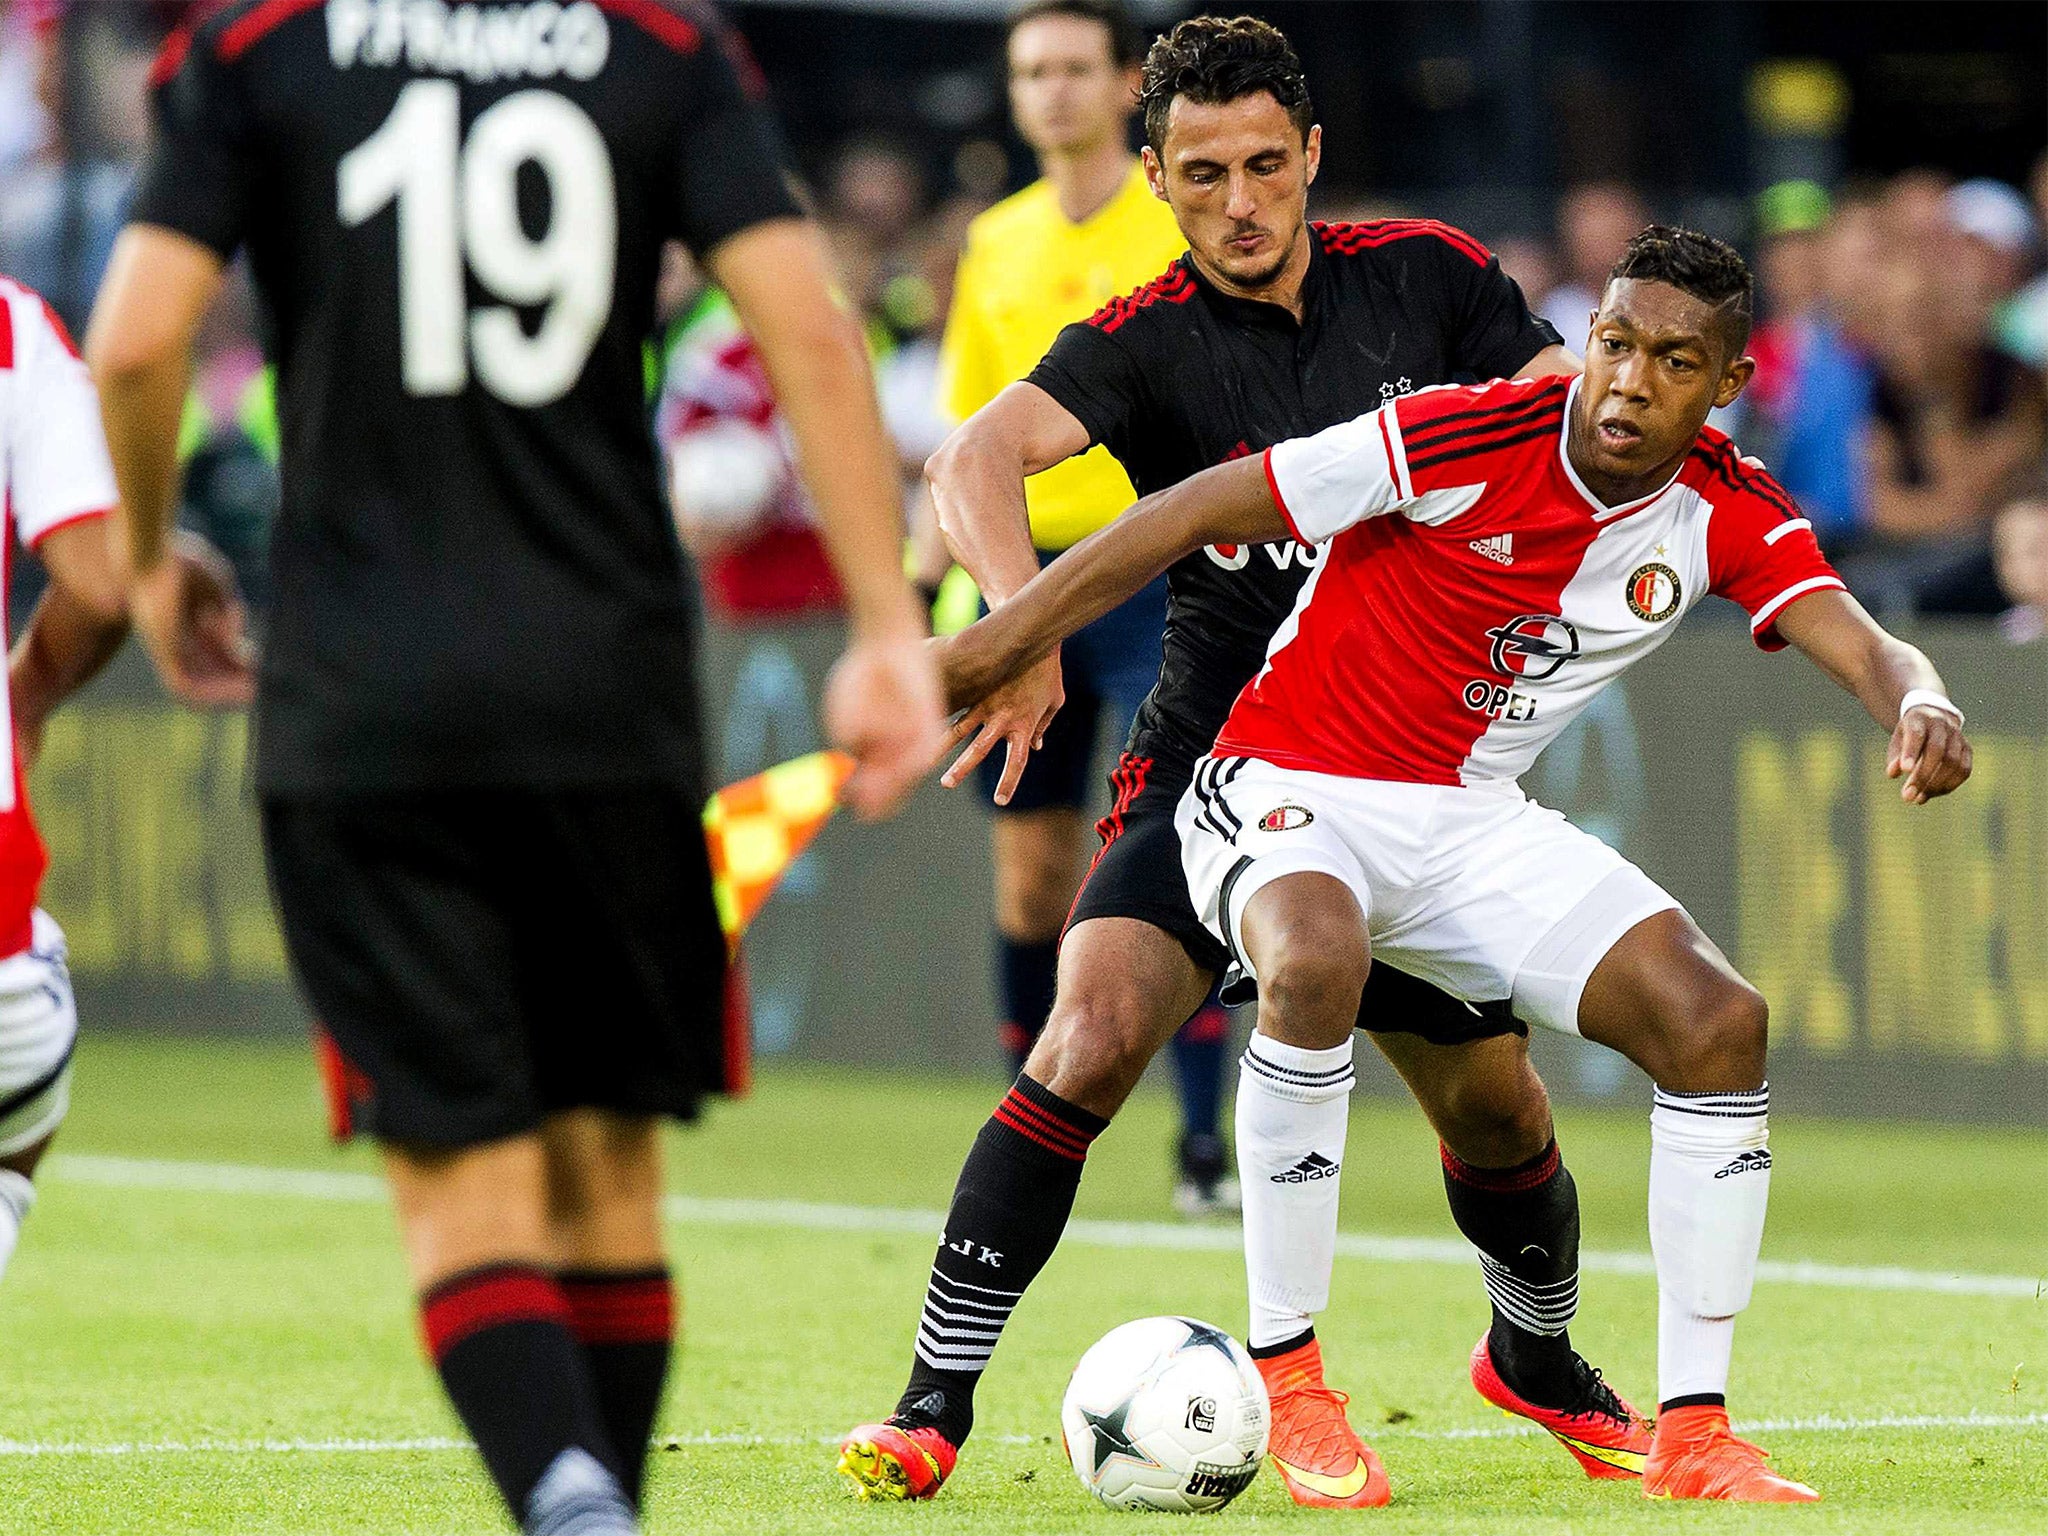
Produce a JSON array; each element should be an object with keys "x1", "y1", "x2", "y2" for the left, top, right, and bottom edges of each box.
[
  {"x1": 836, "y1": 1420, "x2": 959, "y2": 1501},
  {"x1": 1643, "y1": 1404, "x2": 1820, "y2": 1503},
  {"x1": 1256, "y1": 1336, "x2": 1393, "y2": 1508},
  {"x1": 1469, "y1": 1333, "x2": 1652, "y2": 1479}
]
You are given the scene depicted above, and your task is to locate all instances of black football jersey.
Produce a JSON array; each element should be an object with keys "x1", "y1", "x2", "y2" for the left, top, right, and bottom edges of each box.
[
  {"x1": 130, "y1": 0, "x2": 801, "y2": 796},
  {"x1": 1027, "y1": 220, "x2": 1561, "y2": 783}
]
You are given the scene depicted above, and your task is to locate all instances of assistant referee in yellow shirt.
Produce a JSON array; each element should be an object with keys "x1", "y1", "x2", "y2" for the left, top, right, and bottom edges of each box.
[{"x1": 938, "y1": 0, "x2": 1233, "y2": 1216}]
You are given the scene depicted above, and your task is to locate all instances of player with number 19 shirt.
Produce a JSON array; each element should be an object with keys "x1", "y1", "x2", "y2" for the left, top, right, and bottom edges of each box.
[
  {"x1": 134, "y1": 0, "x2": 797, "y2": 794},
  {"x1": 112, "y1": 4, "x2": 944, "y2": 1534}
]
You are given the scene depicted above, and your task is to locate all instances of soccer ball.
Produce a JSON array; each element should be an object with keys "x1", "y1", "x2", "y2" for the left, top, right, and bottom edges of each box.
[{"x1": 1060, "y1": 1316, "x2": 1269, "y2": 1513}]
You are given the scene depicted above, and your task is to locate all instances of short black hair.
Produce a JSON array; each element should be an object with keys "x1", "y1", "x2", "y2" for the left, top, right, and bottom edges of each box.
[
  {"x1": 1138, "y1": 15, "x2": 1313, "y2": 155},
  {"x1": 1006, "y1": 0, "x2": 1144, "y2": 69},
  {"x1": 1607, "y1": 224, "x2": 1755, "y2": 360}
]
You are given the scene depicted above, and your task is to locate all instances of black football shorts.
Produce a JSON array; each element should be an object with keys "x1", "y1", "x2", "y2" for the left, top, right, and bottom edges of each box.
[
  {"x1": 263, "y1": 785, "x2": 731, "y2": 1148},
  {"x1": 1067, "y1": 753, "x2": 1524, "y2": 1047}
]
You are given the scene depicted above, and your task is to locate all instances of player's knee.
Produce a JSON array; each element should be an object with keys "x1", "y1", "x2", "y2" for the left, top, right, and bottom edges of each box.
[
  {"x1": 1657, "y1": 980, "x2": 1769, "y2": 1089},
  {"x1": 1032, "y1": 985, "x2": 1158, "y2": 1116},
  {"x1": 1250, "y1": 916, "x2": 1370, "y2": 1048}
]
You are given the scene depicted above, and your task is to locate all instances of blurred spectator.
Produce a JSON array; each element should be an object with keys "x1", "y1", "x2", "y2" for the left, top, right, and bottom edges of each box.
[
  {"x1": 1990, "y1": 487, "x2": 2048, "y2": 642},
  {"x1": 1993, "y1": 151, "x2": 2048, "y2": 372},
  {"x1": 1489, "y1": 234, "x2": 1560, "y2": 321},
  {"x1": 1861, "y1": 175, "x2": 2045, "y2": 557},
  {"x1": 656, "y1": 284, "x2": 846, "y2": 625},
  {"x1": 1741, "y1": 180, "x2": 1876, "y2": 546},
  {"x1": 1912, "y1": 482, "x2": 2048, "y2": 636},
  {"x1": 0, "y1": 0, "x2": 156, "y2": 328},
  {"x1": 822, "y1": 136, "x2": 928, "y2": 330},
  {"x1": 1540, "y1": 181, "x2": 1651, "y2": 342}
]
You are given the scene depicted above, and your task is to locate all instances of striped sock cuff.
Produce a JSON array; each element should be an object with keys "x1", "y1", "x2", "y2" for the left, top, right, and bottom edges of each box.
[
  {"x1": 1653, "y1": 1083, "x2": 1770, "y2": 1120},
  {"x1": 1441, "y1": 1138, "x2": 1562, "y2": 1193},
  {"x1": 989, "y1": 1074, "x2": 1108, "y2": 1163},
  {"x1": 419, "y1": 1263, "x2": 569, "y2": 1362},
  {"x1": 1478, "y1": 1253, "x2": 1579, "y2": 1337},
  {"x1": 558, "y1": 1268, "x2": 674, "y2": 1346},
  {"x1": 1240, "y1": 1034, "x2": 1356, "y2": 1104}
]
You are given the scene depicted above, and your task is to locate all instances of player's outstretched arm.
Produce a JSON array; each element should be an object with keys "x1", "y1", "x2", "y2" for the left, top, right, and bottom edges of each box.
[
  {"x1": 925, "y1": 383, "x2": 1093, "y2": 801},
  {"x1": 1772, "y1": 588, "x2": 1972, "y2": 805},
  {"x1": 711, "y1": 216, "x2": 944, "y2": 820},
  {"x1": 85, "y1": 225, "x2": 254, "y2": 710},
  {"x1": 940, "y1": 454, "x2": 1287, "y2": 714}
]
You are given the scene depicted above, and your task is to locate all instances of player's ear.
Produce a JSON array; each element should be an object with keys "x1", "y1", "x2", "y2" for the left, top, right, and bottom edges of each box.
[
  {"x1": 1142, "y1": 145, "x2": 1168, "y2": 201},
  {"x1": 1714, "y1": 353, "x2": 1756, "y2": 411},
  {"x1": 1303, "y1": 124, "x2": 1322, "y2": 186}
]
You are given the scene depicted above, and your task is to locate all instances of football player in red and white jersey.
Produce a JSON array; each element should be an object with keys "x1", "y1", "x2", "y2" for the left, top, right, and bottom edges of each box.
[
  {"x1": 0, "y1": 274, "x2": 235, "y2": 1283},
  {"x1": 938, "y1": 227, "x2": 1972, "y2": 1503}
]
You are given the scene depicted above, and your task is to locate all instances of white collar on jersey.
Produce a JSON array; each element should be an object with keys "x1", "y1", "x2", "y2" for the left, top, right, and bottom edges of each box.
[{"x1": 1557, "y1": 375, "x2": 1689, "y2": 522}]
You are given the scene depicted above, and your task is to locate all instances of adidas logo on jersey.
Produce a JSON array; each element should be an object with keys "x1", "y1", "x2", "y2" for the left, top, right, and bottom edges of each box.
[
  {"x1": 1272, "y1": 1152, "x2": 1340, "y2": 1183},
  {"x1": 1469, "y1": 533, "x2": 1514, "y2": 565}
]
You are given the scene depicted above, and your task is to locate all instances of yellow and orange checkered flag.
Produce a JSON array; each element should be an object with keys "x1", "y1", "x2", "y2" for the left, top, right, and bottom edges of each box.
[{"x1": 703, "y1": 749, "x2": 854, "y2": 951}]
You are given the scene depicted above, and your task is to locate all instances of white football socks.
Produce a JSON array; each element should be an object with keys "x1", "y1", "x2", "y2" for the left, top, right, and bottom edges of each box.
[
  {"x1": 1236, "y1": 1033, "x2": 1356, "y2": 1349},
  {"x1": 1648, "y1": 1083, "x2": 1771, "y2": 1404},
  {"x1": 0, "y1": 1167, "x2": 35, "y2": 1284}
]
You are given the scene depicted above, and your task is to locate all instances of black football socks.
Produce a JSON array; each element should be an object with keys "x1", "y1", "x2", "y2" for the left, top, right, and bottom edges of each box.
[
  {"x1": 560, "y1": 1267, "x2": 674, "y2": 1509},
  {"x1": 419, "y1": 1264, "x2": 634, "y2": 1534},
  {"x1": 895, "y1": 1074, "x2": 1108, "y2": 1447},
  {"x1": 1440, "y1": 1138, "x2": 1585, "y2": 1407},
  {"x1": 995, "y1": 937, "x2": 1061, "y2": 1078}
]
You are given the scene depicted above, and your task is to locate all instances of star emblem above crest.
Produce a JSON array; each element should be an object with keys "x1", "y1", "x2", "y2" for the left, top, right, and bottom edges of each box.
[{"x1": 1378, "y1": 376, "x2": 1414, "y2": 401}]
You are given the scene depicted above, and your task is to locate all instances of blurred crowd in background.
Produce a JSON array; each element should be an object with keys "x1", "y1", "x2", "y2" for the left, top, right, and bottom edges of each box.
[{"x1": 2, "y1": 0, "x2": 2043, "y2": 645}]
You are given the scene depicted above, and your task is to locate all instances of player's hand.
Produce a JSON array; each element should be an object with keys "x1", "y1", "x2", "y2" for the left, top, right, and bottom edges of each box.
[
  {"x1": 1886, "y1": 704, "x2": 1972, "y2": 804},
  {"x1": 822, "y1": 629, "x2": 946, "y2": 820},
  {"x1": 939, "y1": 651, "x2": 1064, "y2": 806},
  {"x1": 131, "y1": 531, "x2": 256, "y2": 710}
]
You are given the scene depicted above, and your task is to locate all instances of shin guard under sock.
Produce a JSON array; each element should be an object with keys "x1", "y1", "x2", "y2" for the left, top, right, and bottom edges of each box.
[
  {"x1": 561, "y1": 1268, "x2": 674, "y2": 1509},
  {"x1": 1441, "y1": 1139, "x2": 1582, "y2": 1401},
  {"x1": 897, "y1": 1074, "x2": 1108, "y2": 1445},
  {"x1": 420, "y1": 1264, "x2": 631, "y2": 1533},
  {"x1": 1649, "y1": 1084, "x2": 1771, "y2": 1408}
]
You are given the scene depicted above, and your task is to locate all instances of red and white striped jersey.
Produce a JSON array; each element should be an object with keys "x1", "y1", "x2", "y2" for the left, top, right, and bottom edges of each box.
[
  {"x1": 1226, "y1": 373, "x2": 1842, "y2": 787},
  {"x1": 0, "y1": 275, "x2": 118, "y2": 954}
]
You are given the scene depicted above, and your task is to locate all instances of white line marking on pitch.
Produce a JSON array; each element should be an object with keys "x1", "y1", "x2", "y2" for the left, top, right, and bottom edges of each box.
[
  {"x1": 1, "y1": 1414, "x2": 2043, "y2": 1459},
  {"x1": 45, "y1": 1153, "x2": 2048, "y2": 1299}
]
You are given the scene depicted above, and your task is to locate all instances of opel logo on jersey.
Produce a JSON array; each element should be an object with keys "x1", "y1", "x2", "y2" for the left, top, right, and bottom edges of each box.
[
  {"x1": 1258, "y1": 804, "x2": 1315, "y2": 832},
  {"x1": 1485, "y1": 614, "x2": 1580, "y2": 681},
  {"x1": 1625, "y1": 561, "x2": 1682, "y2": 622}
]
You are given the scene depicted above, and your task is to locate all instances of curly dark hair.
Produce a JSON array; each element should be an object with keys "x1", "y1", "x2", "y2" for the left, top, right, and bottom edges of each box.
[
  {"x1": 1006, "y1": 0, "x2": 1145, "y2": 69},
  {"x1": 1138, "y1": 15, "x2": 1313, "y2": 155},
  {"x1": 1607, "y1": 224, "x2": 1755, "y2": 359}
]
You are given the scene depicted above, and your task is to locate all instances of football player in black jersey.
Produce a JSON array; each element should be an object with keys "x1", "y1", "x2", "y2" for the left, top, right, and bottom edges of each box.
[
  {"x1": 841, "y1": 17, "x2": 1648, "y2": 1509},
  {"x1": 86, "y1": 4, "x2": 941, "y2": 1533}
]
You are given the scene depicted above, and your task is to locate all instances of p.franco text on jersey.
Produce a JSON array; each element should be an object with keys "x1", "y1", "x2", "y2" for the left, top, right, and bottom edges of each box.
[{"x1": 328, "y1": 0, "x2": 612, "y2": 82}]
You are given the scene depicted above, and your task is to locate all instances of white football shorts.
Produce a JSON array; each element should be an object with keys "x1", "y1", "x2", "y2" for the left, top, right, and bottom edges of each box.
[
  {"x1": 0, "y1": 910, "x2": 77, "y2": 1157},
  {"x1": 1176, "y1": 756, "x2": 1680, "y2": 1036}
]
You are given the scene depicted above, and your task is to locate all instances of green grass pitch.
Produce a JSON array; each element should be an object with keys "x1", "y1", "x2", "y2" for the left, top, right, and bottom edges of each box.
[{"x1": 2, "y1": 1032, "x2": 2043, "y2": 1534}]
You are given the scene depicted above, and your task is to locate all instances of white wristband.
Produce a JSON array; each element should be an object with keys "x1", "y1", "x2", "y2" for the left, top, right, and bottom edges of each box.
[{"x1": 1899, "y1": 688, "x2": 1963, "y2": 726}]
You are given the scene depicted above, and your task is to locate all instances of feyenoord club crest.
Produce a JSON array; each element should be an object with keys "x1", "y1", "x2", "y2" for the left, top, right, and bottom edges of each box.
[
  {"x1": 1626, "y1": 561, "x2": 1682, "y2": 622},
  {"x1": 1258, "y1": 805, "x2": 1314, "y2": 832}
]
